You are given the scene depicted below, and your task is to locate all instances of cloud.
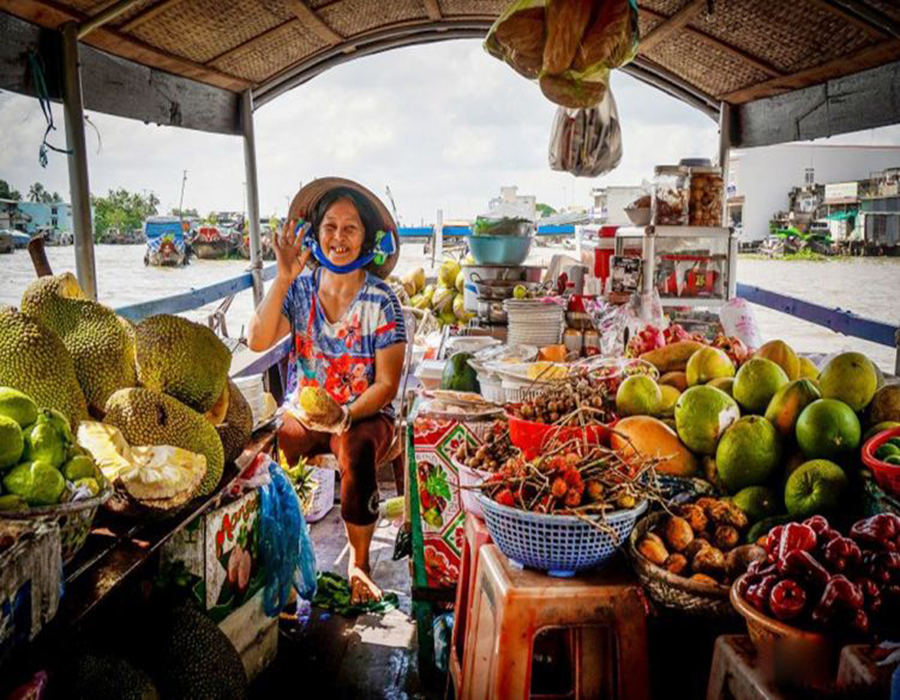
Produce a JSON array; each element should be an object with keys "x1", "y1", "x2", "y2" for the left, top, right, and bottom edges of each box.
[{"x1": 1, "y1": 38, "x2": 897, "y2": 225}]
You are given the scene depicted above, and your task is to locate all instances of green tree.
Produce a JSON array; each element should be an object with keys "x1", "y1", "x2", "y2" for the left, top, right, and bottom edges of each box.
[
  {"x1": 28, "y1": 182, "x2": 47, "y2": 203},
  {"x1": 48, "y1": 191, "x2": 63, "y2": 203},
  {"x1": 536, "y1": 202, "x2": 557, "y2": 218},
  {"x1": 91, "y1": 188, "x2": 160, "y2": 242},
  {"x1": 0, "y1": 180, "x2": 22, "y2": 201}
]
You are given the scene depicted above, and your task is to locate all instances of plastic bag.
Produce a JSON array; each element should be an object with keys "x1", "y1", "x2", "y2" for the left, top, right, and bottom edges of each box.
[
  {"x1": 256, "y1": 457, "x2": 317, "y2": 616},
  {"x1": 718, "y1": 298, "x2": 763, "y2": 351},
  {"x1": 549, "y1": 87, "x2": 622, "y2": 177},
  {"x1": 484, "y1": 0, "x2": 639, "y2": 109}
]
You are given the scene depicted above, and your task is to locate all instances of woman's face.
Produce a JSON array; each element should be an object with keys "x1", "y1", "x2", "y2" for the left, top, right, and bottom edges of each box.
[{"x1": 319, "y1": 198, "x2": 365, "y2": 267}]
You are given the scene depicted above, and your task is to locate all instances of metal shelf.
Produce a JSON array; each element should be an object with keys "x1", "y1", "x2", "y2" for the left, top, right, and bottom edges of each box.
[
  {"x1": 659, "y1": 296, "x2": 726, "y2": 308},
  {"x1": 616, "y1": 225, "x2": 733, "y2": 238}
]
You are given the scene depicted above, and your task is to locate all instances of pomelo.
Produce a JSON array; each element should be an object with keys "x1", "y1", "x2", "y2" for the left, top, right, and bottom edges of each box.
[
  {"x1": 756, "y1": 340, "x2": 800, "y2": 380},
  {"x1": 798, "y1": 357, "x2": 819, "y2": 380},
  {"x1": 784, "y1": 459, "x2": 848, "y2": 518},
  {"x1": 715, "y1": 416, "x2": 782, "y2": 493},
  {"x1": 615, "y1": 375, "x2": 662, "y2": 417},
  {"x1": 764, "y1": 379, "x2": 821, "y2": 440},
  {"x1": 657, "y1": 385, "x2": 681, "y2": 417},
  {"x1": 868, "y1": 385, "x2": 900, "y2": 425},
  {"x1": 674, "y1": 385, "x2": 741, "y2": 455},
  {"x1": 733, "y1": 485, "x2": 779, "y2": 524},
  {"x1": 818, "y1": 352, "x2": 877, "y2": 412},
  {"x1": 733, "y1": 358, "x2": 789, "y2": 414},
  {"x1": 708, "y1": 377, "x2": 734, "y2": 397},
  {"x1": 686, "y1": 347, "x2": 735, "y2": 387},
  {"x1": 795, "y1": 399, "x2": 861, "y2": 460}
]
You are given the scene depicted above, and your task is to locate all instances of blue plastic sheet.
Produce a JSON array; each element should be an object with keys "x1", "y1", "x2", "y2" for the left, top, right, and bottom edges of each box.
[{"x1": 256, "y1": 458, "x2": 317, "y2": 617}]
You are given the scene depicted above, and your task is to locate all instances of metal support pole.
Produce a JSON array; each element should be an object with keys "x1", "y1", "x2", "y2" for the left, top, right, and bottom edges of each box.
[
  {"x1": 241, "y1": 90, "x2": 264, "y2": 308},
  {"x1": 61, "y1": 22, "x2": 97, "y2": 300},
  {"x1": 718, "y1": 102, "x2": 733, "y2": 222},
  {"x1": 435, "y1": 208, "x2": 443, "y2": 262}
]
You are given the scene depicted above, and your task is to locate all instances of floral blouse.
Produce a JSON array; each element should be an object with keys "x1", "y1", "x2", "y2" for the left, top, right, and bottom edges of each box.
[{"x1": 281, "y1": 269, "x2": 406, "y2": 415}]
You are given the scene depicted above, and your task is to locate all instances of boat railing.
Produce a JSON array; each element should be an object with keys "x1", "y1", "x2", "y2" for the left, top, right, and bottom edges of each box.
[{"x1": 112, "y1": 268, "x2": 900, "y2": 378}]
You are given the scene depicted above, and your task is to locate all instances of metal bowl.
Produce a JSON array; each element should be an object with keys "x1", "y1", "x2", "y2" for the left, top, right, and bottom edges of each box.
[
  {"x1": 468, "y1": 235, "x2": 533, "y2": 266},
  {"x1": 476, "y1": 298, "x2": 508, "y2": 324}
]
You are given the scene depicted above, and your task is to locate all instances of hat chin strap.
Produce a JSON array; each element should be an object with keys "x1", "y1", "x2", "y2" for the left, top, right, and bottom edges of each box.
[{"x1": 312, "y1": 243, "x2": 374, "y2": 274}]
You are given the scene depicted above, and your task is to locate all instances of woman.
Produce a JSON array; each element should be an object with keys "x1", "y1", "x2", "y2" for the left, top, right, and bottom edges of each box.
[{"x1": 248, "y1": 183, "x2": 406, "y2": 605}]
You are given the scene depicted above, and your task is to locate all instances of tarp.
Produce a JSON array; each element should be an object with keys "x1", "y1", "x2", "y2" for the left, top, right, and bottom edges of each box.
[{"x1": 825, "y1": 210, "x2": 856, "y2": 221}]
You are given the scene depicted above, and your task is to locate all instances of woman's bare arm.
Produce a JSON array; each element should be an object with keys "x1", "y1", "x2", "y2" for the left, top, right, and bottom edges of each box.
[{"x1": 347, "y1": 343, "x2": 406, "y2": 421}]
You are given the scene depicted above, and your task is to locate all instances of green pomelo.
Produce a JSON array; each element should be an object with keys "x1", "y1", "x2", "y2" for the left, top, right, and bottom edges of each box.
[
  {"x1": 674, "y1": 385, "x2": 741, "y2": 455},
  {"x1": 734, "y1": 358, "x2": 789, "y2": 414},
  {"x1": 715, "y1": 416, "x2": 782, "y2": 493},
  {"x1": 819, "y1": 352, "x2": 877, "y2": 412},
  {"x1": 708, "y1": 377, "x2": 734, "y2": 397},
  {"x1": 764, "y1": 379, "x2": 821, "y2": 440},
  {"x1": 686, "y1": 347, "x2": 735, "y2": 387},
  {"x1": 868, "y1": 385, "x2": 900, "y2": 426},
  {"x1": 3, "y1": 460, "x2": 66, "y2": 506},
  {"x1": 616, "y1": 375, "x2": 662, "y2": 417},
  {"x1": 796, "y1": 399, "x2": 861, "y2": 460},
  {"x1": 784, "y1": 459, "x2": 849, "y2": 518},
  {"x1": 733, "y1": 485, "x2": 780, "y2": 524}
]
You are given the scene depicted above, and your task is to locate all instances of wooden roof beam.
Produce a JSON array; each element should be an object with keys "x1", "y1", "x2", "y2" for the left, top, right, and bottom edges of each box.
[
  {"x1": 284, "y1": 0, "x2": 343, "y2": 45},
  {"x1": 640, "y1": 6, "x2": 783, "y2": 78},
  {"x1": 78, "y1": 0, "x2": 143, "y2": 38},
  {"x1": 120, "y1": 0, "x2": 188, "y2": 34},
  {"x1": 205, "y1": 18, "x2": 297, "y2": 66},
  {"x1": 423, "y1": 0, "x2": 442, "y2": 21},
  {"x1": 806, "y1": 0, "x2": 897, "y2": 39},
  {"x1": 639, "y1": 0, "x2": 707, "y2": 54}
]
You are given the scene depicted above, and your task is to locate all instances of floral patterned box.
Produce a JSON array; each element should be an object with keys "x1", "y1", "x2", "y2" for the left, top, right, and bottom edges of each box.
[{"x1": 408, "y1": 400, "x2": 496, "y2": 590}]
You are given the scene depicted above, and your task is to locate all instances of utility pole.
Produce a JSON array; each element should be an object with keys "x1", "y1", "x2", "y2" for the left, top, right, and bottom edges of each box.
[{"x1": 177, "y1": 169, "x2": 187, "y2": 226}]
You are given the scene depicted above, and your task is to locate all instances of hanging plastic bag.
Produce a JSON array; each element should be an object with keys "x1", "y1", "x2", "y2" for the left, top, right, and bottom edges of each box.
[
  {"x1": 549, "y1": 87, "x2": 622, "y2": 177},
  {"x1": 484, "y1": 0, "x2": 639, "y2": 109},
  {"x1": 256, "y1": 457, "x2": 317, "y2": 616}
]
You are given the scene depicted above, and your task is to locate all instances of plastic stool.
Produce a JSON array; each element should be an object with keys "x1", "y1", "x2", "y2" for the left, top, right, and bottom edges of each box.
[
  {"x1": 448, "y1": 514, "x2": 493, "y2": 696},
  {"x1": 461, "y1": 545, "x2": 649, "y2": 700}
]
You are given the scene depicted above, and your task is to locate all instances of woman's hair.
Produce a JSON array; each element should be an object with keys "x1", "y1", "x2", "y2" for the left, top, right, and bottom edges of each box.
[{"x1": 310, "y1": 186, "x2": 382, "y2": 256}]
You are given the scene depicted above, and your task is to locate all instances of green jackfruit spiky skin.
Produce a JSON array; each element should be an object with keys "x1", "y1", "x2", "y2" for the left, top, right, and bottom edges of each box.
[
  {"x1": 60, "y1": 653, "x2": 160, "y2": 700},
  {"x1": 0, "y1": 305, "x2": 88, "y2": 428},
  {"x1": 134, "y1": 315, "x2": 231, "y2": 414},
  {"x1": 21, "y1": 274, "x2": 137, "y2": 417},
  {"x1": 217, "y1": 380, "x2": 253, "y2": 465},
  {"x1": 104, "y1": 388, "x2": 224, "y2": 496}
]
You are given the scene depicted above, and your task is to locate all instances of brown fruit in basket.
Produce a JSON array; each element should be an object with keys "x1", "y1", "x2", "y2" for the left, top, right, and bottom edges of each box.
[
  {"x1": 539, "y1": 73, "x2": 607, "y2": 109},
  {"x1": 714, "y1": 525, "x2": 741, "y2": 551},
  {"x1": 690, "y1": 573, "x2": 719, "y2": 586},
  {"x1": 692, "y1": 546, "x2": 726, "y2": 576},
  {"x1": 679, "y1": 504, "x2": 708, "y2": 533},
  {"x1": 695, "y1": 497, "x2": 718, "y2": 514},
  {"x1": 572, "y1": 0, "x2": 634, "y2": 72},
  {"x1": 664, "y1": 516, "x2": 694, "y2": 552},
  {"x1": 725, "y1": 545, "x2": 767, "y2": 579},
  {"x1": 663, "y1": 553, "x2": 688, "y2": 576},
  {"x1": 637, "y1": 533, "x2": 669, "y2": 565},
  {"x1": 543, "y1": 0, "x2": 594, "y2": 75},
  {"x1": 708, "y1": 500, "x2": 749, "y2": 530},
  {"x1": 685, "y1": 538, "x2": 712, "y2": 561}
]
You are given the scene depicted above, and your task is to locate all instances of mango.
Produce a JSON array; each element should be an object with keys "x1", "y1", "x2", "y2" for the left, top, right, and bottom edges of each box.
[
  {"x1": 639, "y1": 341, "x2": 706, "y2": 373},
  {"x1": 610, "y1": 415, "x2": 699, "y2": 477},
  {"x1": 764, "y1": 379, "x2": 821, "y2": 440},
  {"x1": 659, "y1": 371, "x2": 688, "y2": 392}
]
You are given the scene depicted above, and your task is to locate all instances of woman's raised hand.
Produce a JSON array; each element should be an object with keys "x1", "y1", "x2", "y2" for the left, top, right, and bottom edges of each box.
[{"x1": 274, "y1": 218, "x2": 312, "y2": 282}]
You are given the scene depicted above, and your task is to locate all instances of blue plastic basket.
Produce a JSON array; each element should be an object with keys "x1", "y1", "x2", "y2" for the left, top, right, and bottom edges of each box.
[{"x1": 478, "y1": 494, "x2": 648, "y2": 577}]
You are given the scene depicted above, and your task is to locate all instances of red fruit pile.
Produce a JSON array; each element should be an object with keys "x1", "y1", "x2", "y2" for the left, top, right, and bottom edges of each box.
[{"x1": 738, "y1": 514, "x2": 900, "y2": 638}]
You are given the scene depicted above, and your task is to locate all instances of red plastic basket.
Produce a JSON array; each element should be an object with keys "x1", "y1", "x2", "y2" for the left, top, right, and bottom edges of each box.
[
  {"x1": 862, "y1": 426, "x2": 900, "y2": 497},
  {"x1": 507, "y1": 411, "x2": 617, "y2": 460}
]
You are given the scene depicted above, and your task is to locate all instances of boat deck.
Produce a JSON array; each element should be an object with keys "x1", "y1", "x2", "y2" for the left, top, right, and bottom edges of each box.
[{"x1": 251, "y1": 475, "x2": 436, "y2": 699}]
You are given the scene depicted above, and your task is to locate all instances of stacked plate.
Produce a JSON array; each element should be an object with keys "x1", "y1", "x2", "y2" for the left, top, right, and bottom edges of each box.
[
  {"x1": 231, "y1": 374, "x2": 275, "y2": 427},
  {"x1": 503, "y1": 300, "x2": 565, "y2": 347}
]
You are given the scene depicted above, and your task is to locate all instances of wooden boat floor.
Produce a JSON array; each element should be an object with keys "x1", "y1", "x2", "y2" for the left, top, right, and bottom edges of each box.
[{"x1": 251, "y1": 476, "x2": 436, "y2": 699}]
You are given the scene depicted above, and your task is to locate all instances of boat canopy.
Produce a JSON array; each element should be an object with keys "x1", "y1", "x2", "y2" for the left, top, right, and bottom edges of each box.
[{"x1": 1, "y1": 1, "x2": 899, "y2": 147}]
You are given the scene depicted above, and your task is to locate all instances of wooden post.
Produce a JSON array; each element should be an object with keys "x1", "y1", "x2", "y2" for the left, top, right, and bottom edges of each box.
[
  {"x1": 241, "y1": 90, "x2": 264, "y2": 308},
  {"x1": 61, "y1": 22, "x2": 98, "y2": 300},
  {"x1": 434, "y1": 208, "x2": 443, "y2": 266}
]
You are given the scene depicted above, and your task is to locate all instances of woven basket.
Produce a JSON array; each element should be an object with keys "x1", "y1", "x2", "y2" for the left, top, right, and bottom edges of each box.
[
  {"x1": 0, "y1": 488, "x2": 111, "y2": 564},
  {"x1": 629, "y1": 512, "x2": 736, "y2": 618}
]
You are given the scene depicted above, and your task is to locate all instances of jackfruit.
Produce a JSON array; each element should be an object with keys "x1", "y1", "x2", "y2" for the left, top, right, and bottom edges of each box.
[
  {"x1": 217, "y1": 379, "x2": 253, "y2": 464},
  {"x1": 0, "y1": 305, "x2": 88, "y2": 427},
  {"x1": 57, "y1": 653, "x2": 160, "y2": 700},
  {"x1": 21, "y1": 274, "x2": 137, "y2": 417},
  {"x1": 134, "y1": 315, "x2": 231, "y2": 413},
  {"x1": 299, "y1": 385, "x2": 343, "y2": 425},
  {"x1": 103, "y1": 389, "x2": 224, "y2": 496},
  {"x1": 204, "y1": 383, "x2": 231, "y2": 425}
]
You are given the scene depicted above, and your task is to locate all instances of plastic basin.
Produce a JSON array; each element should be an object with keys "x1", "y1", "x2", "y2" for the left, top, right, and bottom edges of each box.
[
  {"x1": 507, "y1": 411, "x2": 617, "y2": 460},
  {"x1": 468, "y1": 235, "x2": 533, "y2": 266},
  {"x1": 862, "y1": 426, "x2": 900, "y2": 497}
]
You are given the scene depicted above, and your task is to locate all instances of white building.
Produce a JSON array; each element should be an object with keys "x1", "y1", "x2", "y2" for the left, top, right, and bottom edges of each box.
[
  {"x1": 590, "y1": 185, "x2": 645, "y2": 225},
  {"x1": 728, "y1": 144, "x2": 900, "y2": 241},
  {"x1": 487, "y1": 186, "x2": 536, "y2": 221}
]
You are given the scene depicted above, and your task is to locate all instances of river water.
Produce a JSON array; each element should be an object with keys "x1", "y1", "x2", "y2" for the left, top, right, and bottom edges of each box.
[{"x1": 1, "y1": 244, "x2": 897, "y2": 371}]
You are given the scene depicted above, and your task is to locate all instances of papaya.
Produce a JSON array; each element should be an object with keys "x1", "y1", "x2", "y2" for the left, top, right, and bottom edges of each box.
[
  {"x1": 610, "y1": 415, "x2": 699, "y2": 477},
  {"x1": 764, "y1": 379, "x2": 821, "y2": 440},
  {"x1": 756, "y1": 340, "x2": 800, "y2": 381},
  {"x1": 659, "y1": 371, "x2": 688, "y2": 392},
  {"x1": 639, "y1": 340, "x2": 705, "y2": 373}
]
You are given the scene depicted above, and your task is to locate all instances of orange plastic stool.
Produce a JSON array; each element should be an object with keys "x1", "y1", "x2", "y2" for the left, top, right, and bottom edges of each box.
[
  {"x1": 449, "y1": 513, "x2": 493, "y2": 696},
  {"x1": 461, "y1": 545, "x2": 649, "y2": 700}
]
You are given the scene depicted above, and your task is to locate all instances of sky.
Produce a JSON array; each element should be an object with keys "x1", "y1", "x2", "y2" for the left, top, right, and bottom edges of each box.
[{"x1": 2, "y1": 38, "x2": 900, "y2": 225}]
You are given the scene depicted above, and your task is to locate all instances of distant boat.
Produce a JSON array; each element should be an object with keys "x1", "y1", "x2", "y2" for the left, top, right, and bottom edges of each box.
[
  {"x1": 192, "y1": 225, "x2": 233, "y2": 260},
  {"x1": 0, "y1": 231, "x2": 13, "y2": 254},
  {"x1": 237, "y1": 231, "x2": 275, "y2": 260},
  {"x1": 144, "y1": 216, "x2": 188, "y2": 267},
  {"x1": 10, "y1": 231, "x2": 30, "y2": 249}
]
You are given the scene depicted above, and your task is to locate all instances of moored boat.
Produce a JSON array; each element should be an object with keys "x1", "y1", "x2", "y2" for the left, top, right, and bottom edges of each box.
[
  {"x1": 143, "y1": 216, "x2": 188, "y2": 267},
  {"x1": 191, "y1": 225, "x2": 233, "y2": 259}
]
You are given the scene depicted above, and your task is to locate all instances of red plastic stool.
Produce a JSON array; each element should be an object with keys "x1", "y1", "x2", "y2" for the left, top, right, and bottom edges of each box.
[
  {"x1": 461, "y1": 545, "x2": 649, "y2": 700},
  {"x1": 448, "y1": 513, "x2": 492, "y2": 697}
]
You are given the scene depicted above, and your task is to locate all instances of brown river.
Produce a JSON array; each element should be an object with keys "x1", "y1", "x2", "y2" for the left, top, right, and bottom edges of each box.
[{"x1": 1, "y1": 244, "x2": 897, "y2": 371}]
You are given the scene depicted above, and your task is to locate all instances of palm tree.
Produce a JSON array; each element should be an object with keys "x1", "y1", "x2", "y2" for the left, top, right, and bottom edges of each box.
[{"x1": 28, "y1": 182, "x2": 46, "y2": 203}]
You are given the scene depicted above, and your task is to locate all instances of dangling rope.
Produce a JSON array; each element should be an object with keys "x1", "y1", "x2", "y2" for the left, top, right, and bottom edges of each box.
[{"x1": 27, "y1": 50, "x2": 72, "y2": 167}]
